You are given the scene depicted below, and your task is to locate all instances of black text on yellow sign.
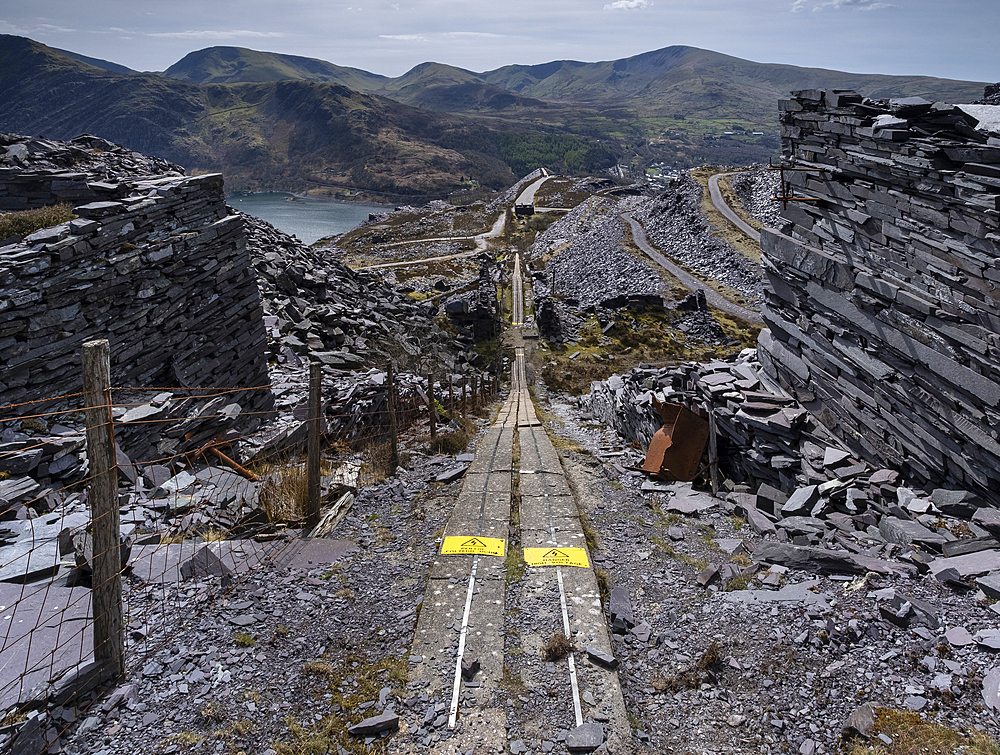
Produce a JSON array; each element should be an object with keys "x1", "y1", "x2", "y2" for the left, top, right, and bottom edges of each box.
[
  {"x1": 441, "y1": 536, "x2": 506, "y2": 557},
  {"x1": 523, "y1": 547, "x2": 590, "y2": 568}
]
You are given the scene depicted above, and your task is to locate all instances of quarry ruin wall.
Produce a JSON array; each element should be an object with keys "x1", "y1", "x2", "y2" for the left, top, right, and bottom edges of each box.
[
  {"x1": 0, "y1": 171, "x2": 273, "y2": 413},
  {"x1": 758, "y1": 89, "x2": 1000, "y2": 504}
]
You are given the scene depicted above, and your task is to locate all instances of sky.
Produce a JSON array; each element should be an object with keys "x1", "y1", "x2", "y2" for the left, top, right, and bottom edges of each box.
[{"x1": 1, "y1": 0, "x2": 996, "y2": 82}]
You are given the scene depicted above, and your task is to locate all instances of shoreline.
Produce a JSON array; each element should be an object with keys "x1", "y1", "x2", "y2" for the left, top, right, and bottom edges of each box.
[{"x1": 227, "y1": 190, "x2": 392, "y2": 210}]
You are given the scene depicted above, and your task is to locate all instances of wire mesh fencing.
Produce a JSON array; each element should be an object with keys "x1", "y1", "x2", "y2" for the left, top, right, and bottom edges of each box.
[{"x1": 0, "y1": 342, "x2": 494, "y2": 753}]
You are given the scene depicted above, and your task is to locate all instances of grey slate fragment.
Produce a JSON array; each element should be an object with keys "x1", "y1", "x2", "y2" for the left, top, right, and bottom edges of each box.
[
  {"x1": 347, "y1": 710, "x2": 399, "y2": 736},
  {"x1": 753, "y1": 542, "x2": 866, "y2": 575},
  {"x1": 972, "y1": 507, "x2": 1000, "y2": 538},
  {"x1": 745, "y1": 506, "x2": 776, "y2": 536},
  {"x1": 179, "y1": 546, "x2": 232, "y2": 581},
  {"x1": 781, "y1": 485, "x2": 819, "y2": 516},
  {"x1": 608, "y1": 585, "x2": 634, "y2": 632},
  {"x1": 583, "y1": 646, "x2": 619, "y2": 670},
  {"x1": 984, "y1": 668, "x2": 1000, "y2": 711},
  {"x1": 435, "y1": 466, "x2": 467, "y2": 484},
  {"x1": 879, "y1": 517, "x2": 947, "y2": 551},
  {"x1": 977, "y1": 573, "x2": 1000, "y2": 600},
  {"x1": 565, "y1": 723, "x2": 604, "y2": 752},
  {"x1": 842, "y1": 702, "x2": 877, "y2": 738}
]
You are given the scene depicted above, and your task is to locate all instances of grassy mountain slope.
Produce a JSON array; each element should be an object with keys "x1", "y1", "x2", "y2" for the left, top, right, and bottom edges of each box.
[
  {"x1": 52, "y1": 47, "x2": 137, "y2": 75},
  {"x1": 0, "y1": 36, "x2": 523, "y2": 196},
  {"x1": 482, "y1": 46, "x2": 986, "y2": 122},
  {"x1": 369, "y1": 62, "x2": 548, "y2": 112},
  {"x1": 163, "y1": 46, "x2": 388, "y2": 91}
]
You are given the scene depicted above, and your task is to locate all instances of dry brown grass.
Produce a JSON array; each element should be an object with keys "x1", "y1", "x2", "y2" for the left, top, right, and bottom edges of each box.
[
  {"x1": 541, "y1": 632, "x2": 574, "y2": 662},
  {"x1": 259, "y1": 467, "x2": 309, "y2": 524}
]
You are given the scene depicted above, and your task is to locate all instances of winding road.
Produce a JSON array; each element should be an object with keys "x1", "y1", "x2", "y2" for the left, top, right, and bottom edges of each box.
[
  {"x1": 621, "y1": 212, "x2": 763, "y2": 324},
  {"x1": 707, "y1": 171, "x2": 761, "y2": 243}
]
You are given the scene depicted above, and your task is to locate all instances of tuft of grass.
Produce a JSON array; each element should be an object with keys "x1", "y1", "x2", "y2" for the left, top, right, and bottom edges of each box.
[
  {"x1": 595, "y1": 569, "x2": 611, "y2": 605},
  {"x1": 259, "y1": 466, "x2": 309, "y2": 524},
  {"x1": 234, "y1": 632, "x2": 256, "y2": 647},
  {"x1": 844, "y1": 709, "x2": 1000, "y2": 755},
  {"x1": 301, "y1": 661, "x2": 336, "y2": 677},
  {"x1": 651, "y1": 536, "x2": 708, "y2": 571},
  {"x1": 0, "y1": 204, "x2": 76, "y2": 240},
  {"x1": 430, "y1": 426, "x2": 472, "y2": 455},
  {"x1": 202, "y1": 528, "x2": 227, "y2": 542},
  {"x1": 541, "y1": 632, "x2": 574, "y2": 662},
  {"x1": 580, "y1": 513, "x2": 600, "y2": 552}
]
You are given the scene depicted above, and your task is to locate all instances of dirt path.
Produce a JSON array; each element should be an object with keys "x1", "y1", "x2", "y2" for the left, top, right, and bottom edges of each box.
[{"x1": 707, "y1": 172, "x2": 761, "y2": 243}]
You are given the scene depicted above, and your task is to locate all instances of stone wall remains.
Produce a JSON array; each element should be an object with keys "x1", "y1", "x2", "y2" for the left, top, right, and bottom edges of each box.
[
  {"x1": 758, "y1": 89, "x2": 1000, "y2": 504},
  {"x1": 0, "y1": 171, "x2": 273, "y2": 414}
]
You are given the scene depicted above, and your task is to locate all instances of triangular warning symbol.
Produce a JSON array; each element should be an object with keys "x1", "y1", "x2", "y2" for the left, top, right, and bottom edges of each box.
[
  {"x1": 462, "y1": 538, "x2": 486, "y2": 548},
  {"x1": 543, "y1": 549, "x2": 565, "y2": 559}
]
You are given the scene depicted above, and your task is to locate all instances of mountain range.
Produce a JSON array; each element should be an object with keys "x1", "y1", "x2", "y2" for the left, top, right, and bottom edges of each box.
[{"x1": 0, "y1": 35, "x2": 987, "y2": 199}]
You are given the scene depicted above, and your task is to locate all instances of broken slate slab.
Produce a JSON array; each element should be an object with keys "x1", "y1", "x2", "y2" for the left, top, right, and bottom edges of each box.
[
  {"x1": 435, "y1": 466, "x2": 467, "y2": 484},
  {"x1": 781, "y1": 485, "x2": 819, "y2": 517},
  {"x1": 984, "y1": 668, "x2": 1000, "y2": 711},
  {"x1": 566, "y1": 722, "x2": 604, "y2": 752},
  {"x1": 879, "y1": 517, "x2": 947, "y2": 552},
  {"x1": 753, "y1": 541, "x2": 866, "y2": 575},
  {"x1": 929, "y1": 549, "x2": 1000, "y2": 579},
  {"x1": 972, "y1": 507, "x2": 1000, "y2": 538},
  {"x1": 348, "y1": 710, "x2": 399, "y2": 736},
  {"x1": 977, "y1": 573, "x2": 1000, "y2": 600},
  {"x1": 722, "y1": 579, "x2": 831, "y2": 610},
  {"x1": 608, "y1": 586, "x2": 634, "y2": 632},
  {"x1": 842, "y1": 702, "x2": 877, "y2": 738},
  {"x1": 583, "y1": 646, "x2": 619, "y2": 670},
  {"x1": 179, "y1": 546, "x2": 233, "y2": 581}
]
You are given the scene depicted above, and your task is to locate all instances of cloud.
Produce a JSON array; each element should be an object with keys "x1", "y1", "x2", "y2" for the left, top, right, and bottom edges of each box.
[
  {"x1": 603, "y1": 0, "x2": 650, "y2": 10},
  {"x1": 144, "y1": 29, "x2": 286, "y2": 40},
  {"x1": 792, "y1": 0, "x2": 893, "y2": 10},
  {"x1": 379, "y1": 31, "x2": 504, "y2": 42},
  {"x1": 0, "y1": 20, "x2": 75, "y2": 35}
]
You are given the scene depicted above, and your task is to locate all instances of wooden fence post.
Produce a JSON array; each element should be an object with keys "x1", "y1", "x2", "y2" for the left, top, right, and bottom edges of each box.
[
  {"x1": 462, "y1": 376, "x2": 467, "y2": 417},
  {"x1": 471, "y1": 374, "x2": 478, "y2": 411},
  {"x1": 82, "y1": 339, "x2": 124, "y2": 682},
  {"x1": 706, "y1": 402, "x2": 720, "y2": 497},
  {"x1": 306, "y1": 361, "x2": 321, "y2": 527},
  {"x1": 386, "y1": 362, "x2": 399, "y2": 474},
  {"x1": 448, "y1": 375, "x2": 454, "y2": 419},
  {"x1": 428, "y1": 374, "x2": 437, "y2": 441}
]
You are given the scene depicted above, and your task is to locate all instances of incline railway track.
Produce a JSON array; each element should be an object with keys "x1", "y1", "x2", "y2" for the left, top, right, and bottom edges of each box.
[{"x1": 405, "y1": 254, "x2": 628, "y2": 754}]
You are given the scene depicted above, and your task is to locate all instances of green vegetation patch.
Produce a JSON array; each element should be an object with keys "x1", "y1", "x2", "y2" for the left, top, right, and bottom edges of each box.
[{"x1": 0, "y1": 204, "x2": 76, "y2": 240}]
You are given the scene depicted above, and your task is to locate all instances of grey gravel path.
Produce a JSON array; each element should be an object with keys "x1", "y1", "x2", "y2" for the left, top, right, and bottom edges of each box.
[
  {"x1": 707, "y1": 172, "x2": 762, "y2": 243},
  {"x1": 620, "y1": 213, "x2": 763, "y2": 324}
]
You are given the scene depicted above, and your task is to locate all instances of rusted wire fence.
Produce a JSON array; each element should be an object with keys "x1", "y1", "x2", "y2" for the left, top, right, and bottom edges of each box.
[{"x1": 0, "y1": 340, "x2": 497, "y2": 753}]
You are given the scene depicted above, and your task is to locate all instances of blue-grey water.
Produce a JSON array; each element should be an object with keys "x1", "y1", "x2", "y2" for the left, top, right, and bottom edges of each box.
[{"x1": 228, "y1": 193, "x2": 388, "y2": 244}]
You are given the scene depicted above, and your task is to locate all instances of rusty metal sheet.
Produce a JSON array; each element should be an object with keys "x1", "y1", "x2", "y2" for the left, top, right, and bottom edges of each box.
[{"x1": 641, "y1": 400, "x2": 710, "y2": 482}]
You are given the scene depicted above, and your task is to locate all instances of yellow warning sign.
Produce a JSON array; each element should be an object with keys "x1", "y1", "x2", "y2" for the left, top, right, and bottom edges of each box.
[
  {"x1": 441, "y1": 536, "x2": 506, "y2": 557},
  {"x1": 523, "y1": 547, "x2": 590, "y2": 568}
]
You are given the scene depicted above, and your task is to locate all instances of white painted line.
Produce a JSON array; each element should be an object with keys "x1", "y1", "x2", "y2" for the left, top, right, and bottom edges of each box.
[{"x1": 449, "y1": 553, "x2": 480, "y2": 729}]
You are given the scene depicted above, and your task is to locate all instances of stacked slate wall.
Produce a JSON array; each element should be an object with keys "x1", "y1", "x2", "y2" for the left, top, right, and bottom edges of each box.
[
  {"x1": 758, "y1": 89, "x2": 1000, "y2": 505},
  {"x1": 0, "y1": 172, "x2": 273, "y2": 414}
]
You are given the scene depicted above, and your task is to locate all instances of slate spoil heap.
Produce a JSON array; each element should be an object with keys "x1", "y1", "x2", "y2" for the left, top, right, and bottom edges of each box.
[
  {"x1": 243, "y1": 212, "x2": 476, "y2": 375},
  {"x1": 577, "y1": 358, "x2": 1000, "y2": 752},
  {"x1": 756, "y1": 89, "x2": 1000, "y2": 507},
  {"x1": 628, "y1": 173, "x2": 763, "y2": 306}
]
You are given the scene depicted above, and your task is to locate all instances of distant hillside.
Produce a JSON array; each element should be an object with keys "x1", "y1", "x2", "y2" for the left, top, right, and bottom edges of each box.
[
  {"x1": 163, "y1": 46, "x2": 388, "y2": 91},
  {"x1": 52, "y1": 47, "x2": 137, "y2": 75},
  {"x1": 369, "y1": 62, "x2": 548, "y2": 112},
  {"x1": 149, "y1": 41, "x2": 986, "y2": 171},
  {"x1": 1, "y1": 35, "x2": 988, "y2": 190},
  {"x1": 481, "y1": 46, "x2": 986, "y2": 124}
]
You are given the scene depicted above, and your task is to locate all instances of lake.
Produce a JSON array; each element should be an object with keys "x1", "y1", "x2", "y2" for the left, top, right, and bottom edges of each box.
[{"x1": 227, "y1": 192, "x2": 389, "y2": 245}]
